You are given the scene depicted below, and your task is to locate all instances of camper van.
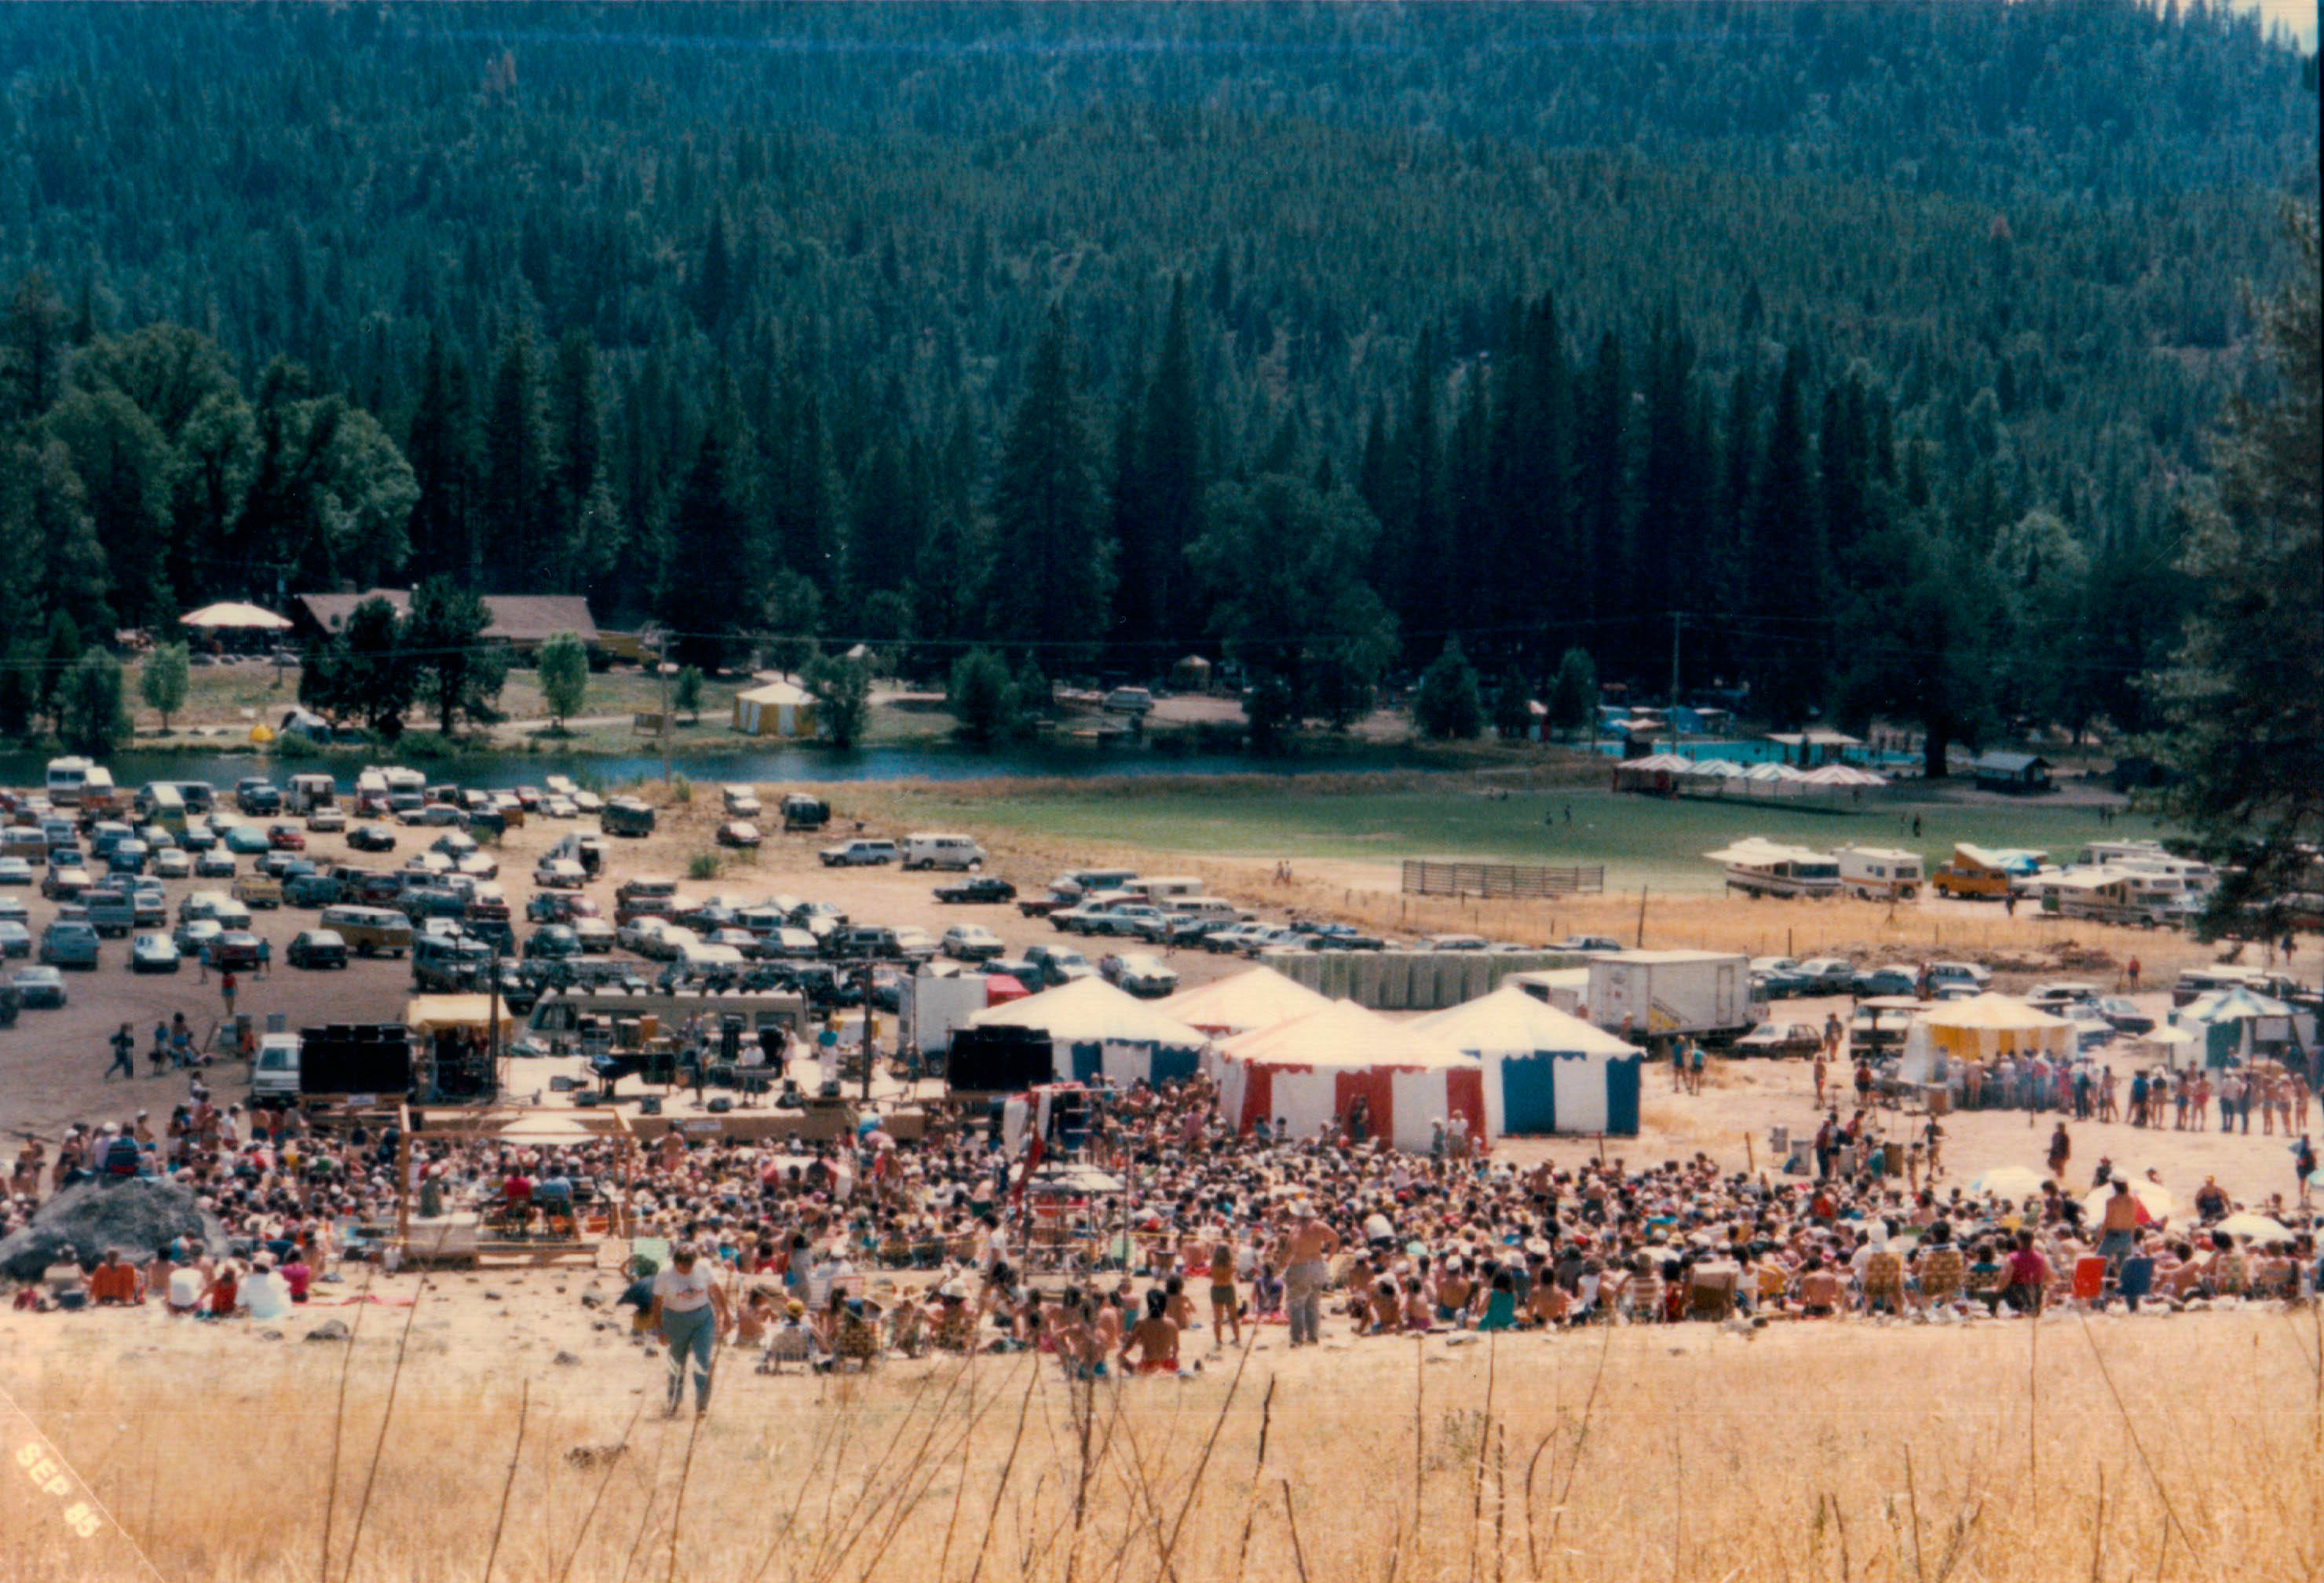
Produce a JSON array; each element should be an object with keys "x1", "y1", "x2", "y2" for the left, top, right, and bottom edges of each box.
[
  {"x1": 141, "y1": 784, "x2": 188, "y2": 840},
  {"x1": 45, "y1": 757, "x2": 93, "y2": 807},
  {"x1": 601, "y1": 797, "x2": 656, "y2": 837},
  {"x1": 1832, "y1": 846, "x2": 1924, "y2": 901},
  {"x1": 2044, "y1": 872, "x2": 2197, "y2": 929},
  {"x1": 903, "y1": 833, "x2": 987, "y2": 871},
  {"x1": 318, "y1": 905, "x2": 414, "y2": 957},
  {"x1": 287, "y1": 773, "x2": 338, "y2": 814},
  {"x1": 1705, "y1": 839, "x2": 1840, "y2": 899},
  {"x1": 514, "y1": 986, "x2": 805, "y2": 1058},
  {"x1": 79, "y1": 766, "x2": 120, "y2": 817},
  {"x1": 1124, "y1": 876, "x2": 1204, "y2": 901}
]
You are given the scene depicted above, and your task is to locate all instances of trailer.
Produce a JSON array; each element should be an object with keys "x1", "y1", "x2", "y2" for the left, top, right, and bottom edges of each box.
[
  {"x1": 1705, "y1": 838, "x2": 1840, "y2": 898},
  {"x1": 1584, "y1": 950, "x2": 1757, "y2": 1044},
  {"x1": 1832, "y1": 844, "x2": 1924, "y2": 901}
]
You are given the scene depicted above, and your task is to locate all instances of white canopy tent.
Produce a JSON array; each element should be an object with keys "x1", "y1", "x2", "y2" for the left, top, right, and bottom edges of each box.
[
  {"x1": 1158, "y1": 966, "x2": 1333, "y2": 1038},
  {"x1": 967, "y1": 977, "x2": 1210, "y2": 1087},
  {"x1": 181, "y1": 600, "x2": 294, "y2": 631}
]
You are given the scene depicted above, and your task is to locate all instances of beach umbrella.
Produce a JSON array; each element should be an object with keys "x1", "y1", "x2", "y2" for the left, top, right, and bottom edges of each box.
[
  {"x1": 1969, "y1": 1165, "x2": 2048, "y2": 1200},
  {"x1": 2213, "y1": 1212, "x2": 2291, "y2": 1242},
  {"x1": 2080, "y1": 1179, "x2": 2174, "y2": 1225}
]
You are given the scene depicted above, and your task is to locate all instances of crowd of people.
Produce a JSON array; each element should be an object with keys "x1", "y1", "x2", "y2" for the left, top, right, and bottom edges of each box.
[{"x1": 9, "y1": 1062, "x2": 2322, "y2": 1414}]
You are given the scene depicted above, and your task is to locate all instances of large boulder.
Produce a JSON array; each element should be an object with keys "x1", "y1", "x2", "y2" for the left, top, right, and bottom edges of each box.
[{"x1": 0, "y1": 1178, "x2": 225, "y2": 1283}]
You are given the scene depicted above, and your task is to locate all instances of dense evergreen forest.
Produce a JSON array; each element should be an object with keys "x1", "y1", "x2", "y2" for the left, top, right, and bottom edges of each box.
[{"x1": 0, "y1": 2, "x2": 2313, "y2": 754}]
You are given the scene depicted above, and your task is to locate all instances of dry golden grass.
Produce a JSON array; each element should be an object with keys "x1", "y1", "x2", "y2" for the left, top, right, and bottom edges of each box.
[{"x1": 5, "y1": 1303, "x2": 2319, "y2": 1582}]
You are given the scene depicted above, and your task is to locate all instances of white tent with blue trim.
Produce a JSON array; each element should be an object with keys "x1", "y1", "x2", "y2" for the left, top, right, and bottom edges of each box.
[
  {"x1": 1412, "y1": 985, "x2": 1644, "y2": 1135},
  {"x1": 967, "y1": 977, "x2": 1210, "y2": 1088}
]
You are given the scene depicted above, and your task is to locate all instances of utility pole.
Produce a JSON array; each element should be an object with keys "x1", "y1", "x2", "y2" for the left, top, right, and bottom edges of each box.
[{"x1": 858, "y1": 961, "x2": 877, "y2": 1105}]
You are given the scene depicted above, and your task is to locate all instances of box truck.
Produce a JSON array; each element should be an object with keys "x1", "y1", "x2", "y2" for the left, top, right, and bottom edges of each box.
[{"x1": 1584, "y1": 950, "x2": 1757, "y2": 1044}]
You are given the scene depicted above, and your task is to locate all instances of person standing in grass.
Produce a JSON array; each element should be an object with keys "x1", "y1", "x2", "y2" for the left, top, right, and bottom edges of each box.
[
  {"x1": 1207, "y1": 1238, "x2": 1242, "y2": 1349},
  {"x1": 650, "y1": 1242, "x2": 730, "y2": 1416}
]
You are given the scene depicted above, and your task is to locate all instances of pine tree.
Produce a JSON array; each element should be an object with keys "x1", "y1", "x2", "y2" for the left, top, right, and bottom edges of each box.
[
  {"x1": 663, "y1": 426, "x2": 752, "y2": 670},
  {"x1": 1413, "y1": 635, "x2": 1485, "y2": 740},
  {"x1": 483, "y1": 324, "x2": 554, "y2": 587},
  {"x1": 989, "y1": 309, "x2": 1111, "y2": 653},
  {"x1": 405, "y1": 327, "x2": 477, "y2": 581},
  {"x1": 1126, "y1": 277, "x2": 1200, "y2": 649}
]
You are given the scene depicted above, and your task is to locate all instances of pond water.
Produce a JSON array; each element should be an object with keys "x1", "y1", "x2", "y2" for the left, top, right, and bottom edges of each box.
[{"x1": 0, "y1": 739, "x2": 1437, "y2": 793}]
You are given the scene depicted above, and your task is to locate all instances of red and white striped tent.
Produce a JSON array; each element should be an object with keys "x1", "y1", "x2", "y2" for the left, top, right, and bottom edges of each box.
[
  {"x1": 1207, "y1": 1000, "x2": 1489, "y2": 1153},
  {"x1": 1158, "y1": 966, "x2": 1333, "y2": 1038}
]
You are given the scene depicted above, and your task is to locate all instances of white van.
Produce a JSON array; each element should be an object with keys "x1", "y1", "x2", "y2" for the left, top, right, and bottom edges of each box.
[
  {"x1": 252, "y1": 1033, "x2": 302, "y2": 1099},
  {"x1": 904, "y1": 833, "x2": 987, "y2": 872},
  {"x1": 721, "y1": 784, "x2": 763, "y2": 817},
  {"x1": 46, "y1": 756, "x2": 93, "y2": 806},
  {"x1": 1125, "y1": 876, "x2": 1202, "y2": 901}
]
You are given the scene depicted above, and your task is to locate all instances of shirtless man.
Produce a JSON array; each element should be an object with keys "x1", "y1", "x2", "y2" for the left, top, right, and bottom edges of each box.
[
  {"x1": 1273, "y1": 1205, "x2": 1341, "y2": 1347},
  {"x1": 2096, "y1": 1178, "x2": 2140, "y2": 1266}
]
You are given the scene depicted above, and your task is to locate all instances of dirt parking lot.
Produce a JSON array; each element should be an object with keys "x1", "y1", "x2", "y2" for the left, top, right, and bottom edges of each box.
[{"x1": 0, "y1": 788, "x2": 1263, "y2": 1142}]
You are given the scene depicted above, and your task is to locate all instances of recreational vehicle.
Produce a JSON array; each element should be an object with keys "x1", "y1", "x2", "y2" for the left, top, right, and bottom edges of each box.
[
  {"x1": 1832, "y1": 845, "x2": 1924, "y2": 901},
  {"x1": 1705, "y1": 838, "x2": 1840, "y2": 899}
]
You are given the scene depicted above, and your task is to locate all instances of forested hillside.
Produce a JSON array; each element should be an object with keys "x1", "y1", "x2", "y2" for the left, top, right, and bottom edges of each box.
[{"x1": 0, "y1": 2, "x2": 2312, "y2": 749}]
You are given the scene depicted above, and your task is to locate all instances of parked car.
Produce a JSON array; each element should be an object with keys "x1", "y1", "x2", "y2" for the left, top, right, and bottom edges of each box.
[
  {"x1": 284, "y1": 873, "x2": 342, "y2": 908},
  {"x1": 38, "y1": 920, "x2": 100, "y2": 968},
  {"x1": 717, "y1": 821, "x2": 762, "y2": 849},
  {"x1": 0, "y1": 920, "x2": 31, "y2": 958},
  {"x1": 209, "y1": 930, "x2": 263, "y2": 971},
  {"x1": 1203, "y1": 922, "x2": 1276, "y2": 955},
  {"x1": 2096, "y1": 996, "x2": 2155, "y2": 1036},
  {"x1": 152, "y1": 848, "x2": 193, "y2": 879},
  {"x1": 1749, "y1": 957, "x2": 1812, "y2": 999},
  {"x1": 0, "y1": 860, "x2": 37, "y2": 890},
  {"x1": 194, "y1": 849, "x2": 237, "y2": 879},
  {"x1": 1548, "y1": 935, "x2": 1628, "y2": 956},
  {"x1": 1416, "y1": 934, "x2": 1489, "y2": 952},
  {"x1": 942, "y1": 924, "x2": 1006, "y2": 962},
  {"x1": 40, "y1": 864, "x2": 92, "y2": 901},
  {"x1": 1102, "y1": 951, "x2": 1179, "y2": 998},
  {"x1": 2062, "y1": 1003, "x2": 2116, "y2": 1050},
  {"x1": 235, "y1": 779, "x2": 282, "y2": 815},
  {"x1": 130, "y1": 933, "x2": 182, "y2": 974},
  {"x1": 286, "y1": 929, "x2": 349, "y2": 970},
  {"x1": 1731, "y1": 1021, "x2": 1821, "y2": 1058},
  {"x1": 819, "y1": 838, "x2": 899, "y2": 868},
  {"x1": 1024, "y1": 943, "x2": 1096, "y2": 986},
  {"x1": 2025, "y1": 981, "x2": 2103, "y2": 1011},
  {"x1": 534, "y1": 858, "x2": 587, "y2": 890},
  {"x1": 12, "y1": 965, "x2": 67, "y2": 1007},
  {"x1": 306, "y1": 806, "x2": 347, "y2": 833},
  {"x1": 267, "y1": 822, "x2": 306, "y2": 851},
  {"x1": 571, "y1": 917, "x2": 616, "y2": 954},
  {"x1": 1850, "y1": 966, "x2": 1921, "y2": 999},
  {"x1": 347, "y1": 824, "x2": 397, "y2": 853},
  {"x1": 221, "y1": 823, "x2": 272, "y2": 855},
  {"x1": 1788, "y1": 958, "x2": 1856, "y2": 996},
  {"x1": 1923, "y1": 960, "x2": 1993, "y2": 993},
  {"x1": 1295, "y1": 922, "x2": 1385, "y2": 951},
  {"x1": 934, "y1": 875, "x2": 1017, "y2": 905},
  {"x1": 173, "y1": 918, "x2": 224, "y2": 959}
]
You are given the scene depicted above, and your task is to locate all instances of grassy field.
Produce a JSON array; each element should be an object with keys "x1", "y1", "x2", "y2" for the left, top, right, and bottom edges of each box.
[
  {"x1": 875, "y1": 776, "x2": 2158, "y2": 893},
  {"x1": 3, "y1": 1304, "x2": 2315, "y2": 1583}
]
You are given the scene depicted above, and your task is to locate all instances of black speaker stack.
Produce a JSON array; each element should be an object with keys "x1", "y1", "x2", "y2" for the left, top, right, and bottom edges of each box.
[{"x1": 298, "y1": 1023, "x2": 415, "y2": 1097}]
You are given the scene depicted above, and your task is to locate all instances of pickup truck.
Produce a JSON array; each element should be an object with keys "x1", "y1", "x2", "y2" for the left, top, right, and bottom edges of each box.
[
  {"x1": 1016, "y1": 893, "x2": 1070, "y2": 918},
  {"x1": 82, "y1": 888, "x2": 137, "y2": 938}
]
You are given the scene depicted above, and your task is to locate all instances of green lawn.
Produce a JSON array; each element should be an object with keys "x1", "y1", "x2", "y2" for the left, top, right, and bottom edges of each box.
[{"x1": 911, "y1": 781, "x2": 2164, "y2": 892}]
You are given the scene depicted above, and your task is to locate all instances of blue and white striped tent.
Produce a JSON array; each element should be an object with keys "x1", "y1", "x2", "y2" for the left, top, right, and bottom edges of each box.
[{"x1": 1412, "y1": 985, "x2": 1644, "y2": 1136}]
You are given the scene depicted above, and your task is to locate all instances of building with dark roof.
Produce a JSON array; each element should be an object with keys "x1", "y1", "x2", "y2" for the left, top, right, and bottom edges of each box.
[{"x1": 291, "y1": 590, "x2": 599, "y2": 653}]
